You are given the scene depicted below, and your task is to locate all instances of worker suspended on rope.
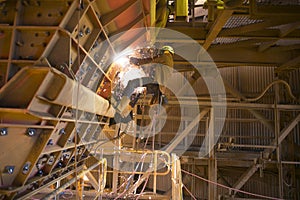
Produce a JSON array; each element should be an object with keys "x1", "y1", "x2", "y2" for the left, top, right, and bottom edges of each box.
[
  {"x1": 110, "y1": 46, "x2": 175, "y2": 125},
  {"x1": 128, "y1": 45, "x2": 174, "y2": 103}
]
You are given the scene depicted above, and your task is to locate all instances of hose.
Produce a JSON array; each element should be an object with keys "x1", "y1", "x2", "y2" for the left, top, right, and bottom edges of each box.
[{"x1": 243, "y1": 79, "x2": 300, "y2": 103}]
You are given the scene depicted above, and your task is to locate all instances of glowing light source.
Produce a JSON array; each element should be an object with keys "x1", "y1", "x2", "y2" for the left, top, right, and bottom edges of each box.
[
  {"x1": 83, "y1": 175, "x2": 89, "y2": 181},
  {"x1": 113, "y1": 49, "x2": 133, "y2": 67},
  {"x1": 114, "y1": 56, "x2": 129, "y2": 66}
]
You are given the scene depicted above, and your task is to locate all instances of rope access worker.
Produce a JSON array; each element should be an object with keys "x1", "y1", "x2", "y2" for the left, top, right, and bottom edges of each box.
[
  {"x1": 110, "y1": 45, "x2": 175, "y2": 125},
  {"x1": 130, "y1": 45, "x2": 174, "y2": 96}
]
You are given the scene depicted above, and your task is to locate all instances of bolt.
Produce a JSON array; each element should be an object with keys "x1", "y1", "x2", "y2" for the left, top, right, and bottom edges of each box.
[
  {"x1": 37, "y1": 169, "x2": 43, "y2": 176},
  {"x1": 59, "y1": 128, "x2": 66, "y2": 135},
  {"x1": 27, "y1": 128, "x2": 36, "y2": 136},
  {"x1": 85, "y1": 27, "x2": 91, "y2": 35},
  {"x1": 47, "y1": 139, "x2": 53, "y2": 145},
  {"x1": 5, "y1": 166, "x2": 14, "y2": 174},
  {"x1": 56, "y1": 162, "x2": 63, "y2": 168},
  {"x1": 48, "y1": 156, "x2": 54, "y2": 164},
  {"x1": 23, "y1": 163, "x2": 30, "y2": 174},
  {"x1": 0, "y1": 128, "x2": 8, "y2": 136},
  {"x1": 78, "y1": 31, "x2": 84, "y2": 38},
  {"x1": 8, "y1": 168, "x2": 13, "y2": 174}
]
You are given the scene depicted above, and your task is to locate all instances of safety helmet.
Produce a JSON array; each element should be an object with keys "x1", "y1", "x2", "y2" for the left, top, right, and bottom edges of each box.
[{"x1": 161, "y1": 45, "x2": 174, "y2": 55}]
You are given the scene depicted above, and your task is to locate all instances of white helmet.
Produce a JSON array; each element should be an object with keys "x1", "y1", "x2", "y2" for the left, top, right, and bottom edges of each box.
[{"x1": 161, "y1": 46, "x2": 174, "y2": 55}]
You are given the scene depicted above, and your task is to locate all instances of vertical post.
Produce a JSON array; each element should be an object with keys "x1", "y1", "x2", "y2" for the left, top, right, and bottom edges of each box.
[
  {"x1": 184, "y1": 121, "x2": 188, "y2": 149},
  {"x1": 192, "y1": 0, "x2": 195, "y2": 27},
  {"x1": 153, "y1": 151, "x2": 158, "y2": 193},
  {"x1": 54, "y1": 180, "x2": 60, "y2": 200},
  {"x1": 208, "y1": 108, "x2": 217, "y2": 200},
  {"x1": 274, "y1": 81, "x2": 283, "y2": 198},
  {"x1": 150, "y1": 0, "x2": 156, "y2": 26},
  {"x1": 207, "y1": 0, "x2": 217, "y2": 22},
  {"x1": 112, "y1": 155, "x2": 119, "y2": 192},
  {"x1": 171, "y1": 153, "x2": 183, "y2": 200},
  {"x1": 112, "y1": 124, "x2": 121, "y2": 193},
  {"x1": 287, "y1": 133, "x2": 296, "y2": 200},
  {"x1": 191, "y1": 158, "x2": 195, "y2": 196},
  {"x1": 171, "y1": 154, "x2": 176, "y2": 199},
  {"x1": 77, "y1": 178, "x2": 84, "y2": 200}
]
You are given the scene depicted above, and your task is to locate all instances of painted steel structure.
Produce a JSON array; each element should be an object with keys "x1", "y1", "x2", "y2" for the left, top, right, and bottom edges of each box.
[{"x1": 0, "y1": 0, "x2": 299, "y2": 199}]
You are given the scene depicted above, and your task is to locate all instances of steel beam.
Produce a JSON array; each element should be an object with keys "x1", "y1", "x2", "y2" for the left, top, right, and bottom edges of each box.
[
  {"x1": 231, "y1": 164, "x2": 259, "y2": 196},
  {"x1": 167, "y1": 26, "x2": 300, "y2": 40},
  {"x1": 41, "y1": 159, "x2": 105, "y2": 200},
  {"x1": 264, "y1": 112, "x2": 300, "y2": 158},
  {"x1": 212, "y1": 39, "x2": 265, "y2": 50},
  {"x1": 223, "y1": 78, "x2": 275, "y2": 133},
  {"x1": 164, "y1": 99, "x2": 300, "y2": 110},
  {"x1": 202, "y1": 10, "x2": 233, "y2": 50},
  {"x1": 85, "y1": 171, "x2": 99, "y2": 191},
  {"x1": 172, "y1": 47, "x2": 300, "y2": 68},
  {"x1": 15, "y1": 166, "x2": 84, "y2": 200},
  {"x1": 165, "y1": 108, "x2": 210, "y2": 153},
  {"x1": 208, "y1": 108, "x2": 217, "y2": 200},
  {"x1": 279, "y1": 21, "x2": 300, "y2": 38},
  {"x1": 220, "y1": 18, "x2": 300, "y2": 36},
  {"x1": 109, "y1": 13, "x2": 146, "y2": 37},
  {"x1": 100, "y1": 0, "x2": 138, "y2": 26},
  {"x1": 275, "y1": 55, "x2": 300, "y2": 73},
  {"x1": 257, "y1": 39, "x2": 278, "y2": 52},
  {"x1": 219, "y1": 29, "x2": 300, "y2": 39},
  {"x1": 171, "y1": 154, "x2": 183, "y2": 200}
]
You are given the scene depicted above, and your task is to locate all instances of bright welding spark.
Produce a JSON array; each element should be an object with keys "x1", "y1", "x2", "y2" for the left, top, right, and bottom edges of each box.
[
  {"x1": 114, "y1": 56, "x2": 129, "y2": 67},
  {"x1": 83, "y1": 175, "x2": 89, "y2": 181},
  {"x1": 113, "y1": 49, "x2": 133, "y2": 67}
]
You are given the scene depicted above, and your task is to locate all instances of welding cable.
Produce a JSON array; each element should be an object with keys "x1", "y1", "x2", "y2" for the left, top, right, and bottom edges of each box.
[
  {"x1": 113, "y1": 91, "x2": 163, "y2": 199},
  {"x1": 135, "y1": 106, "x2": 156, "y2": 194},
  {"x1": 113, "y1": 153, "x2": 148, "y2": 199},
  {"x1": 137, "y1": 96, "x2": 164, "y2": 198},
  {"x1": 92, "y1": 154, "x2": 147, "y2": 200},
  {"x1": 137, "y1": 98, "x2": 162, "y2": 197},
  {"x1": 181, "y1": 169, "x2": 284, "y2": 200},
  {"x1": 136, "y1": 175, "x2": 150, "y2": 200},
  {"x1": 113, "y1": 117, "x2": 150, "y2": 198},
  {"x1": 114, "y1": 139, "x2": 151, "y2": 199},
  {"x1": 113, "y1": 115, "x2": 157, "y2": 199},
  {"x1": 132, "y1": 109, "x2": 159, "y2": 198},
  {"x1": 137, "y1": 120, "x2": 156, "y2": 199},
  {"x1": 242, "y1": 80, "x2": 299, "y2": 103},
  {"x1": 92, "y1": 125, "x2": 126, "y2": 153}
]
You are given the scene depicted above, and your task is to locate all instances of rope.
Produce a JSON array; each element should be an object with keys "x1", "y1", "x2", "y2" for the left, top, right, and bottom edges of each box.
[
  {"x1": 136, "y1": 175, "x2": 150, "y2": 200},
  {"x1": 113, "y1": 100, "x2": 160, "y2": 199},
  {"x1": 181, "y1": 169, "x2": 283, "y2": 200}
]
